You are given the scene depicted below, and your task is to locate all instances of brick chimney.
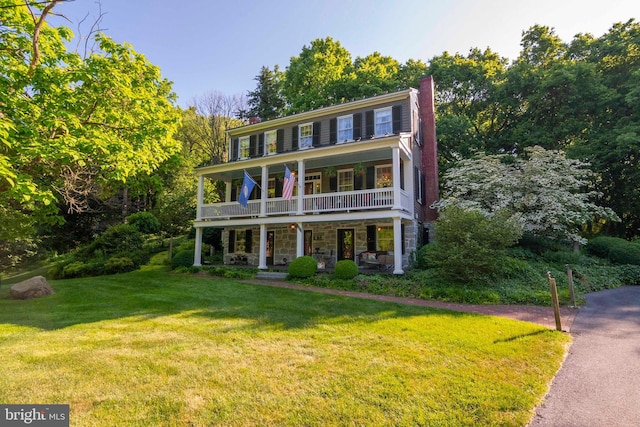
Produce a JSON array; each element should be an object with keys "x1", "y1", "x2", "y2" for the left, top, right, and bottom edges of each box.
[{"x1": 419, "y1": 76, "x2": 439, "y2": 222}]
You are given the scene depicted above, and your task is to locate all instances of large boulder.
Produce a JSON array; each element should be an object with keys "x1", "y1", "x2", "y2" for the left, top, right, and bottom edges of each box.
[{"x1": 10, "y1": 276, "x2": 54, "y2": 300}]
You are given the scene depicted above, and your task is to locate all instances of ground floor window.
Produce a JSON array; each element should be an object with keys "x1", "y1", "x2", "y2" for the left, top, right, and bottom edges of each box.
[
  {"x1": 228, "y1": 229, "x2": 252, "y2": 253},
  {"x1": 376, "y1": 226, "x2": 393, "y2": 251}
]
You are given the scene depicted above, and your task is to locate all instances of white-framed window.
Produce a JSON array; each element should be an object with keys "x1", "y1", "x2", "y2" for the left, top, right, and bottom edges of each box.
[
  {"x1": 337, "y1": 115, "x2": 353, "y2": 142},
  {"x1": 337, "y1": 169, "x2": 354, "y2": 192},
  {"x1": 239, "y1": 136, "x2": 250, "y2": 159},
  {"x1": 299, "y1": 123, "x2": 313, "y2": 150},
  {"x1": 376, "y1": 165, "x2": 393, "y2": 188},
  {"x1": 268, "y1": 177, "x2": 276, "y2": 198},
  {"x1": 265, "y1": 130, "x2": 277, "y2": 155},
  {"x1": 375, "y1": 107, "x2": 392, "y2": 136},
  {"x1": 377, "y1": 226, "x2": 393, "y2": 252},
  {"x1": 235, "y1": 230, "x2": 247, "y2": 253}
]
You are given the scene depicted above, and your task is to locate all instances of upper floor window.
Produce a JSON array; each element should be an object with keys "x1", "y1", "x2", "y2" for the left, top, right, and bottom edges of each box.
[
  {"x1": 299, "y1": 123, "x2": 313, "y2": 150},
  {"x1": 375, "y1": 107, "x2": 392, "y2": 136},
  {"x1": 265, "y1": 130, "x2": 277, "y2": 155},
  {"x1": 376, "y1": 165, "x2": 393, "y2": 188},
  {"x1": 338, "y1": 169, "x2": 354, "y2": 192},
  {"x1": 337, "y1": 115, "x2": 353, "y2": 142},
  {"x1": 239, "y1": 136, "x2": 250, "y2": 159},
  {"x1": 268, "y1": 178, "x2": 276, "y2": 198}
]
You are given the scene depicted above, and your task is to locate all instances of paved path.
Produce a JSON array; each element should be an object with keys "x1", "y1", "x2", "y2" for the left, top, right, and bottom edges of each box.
[
  {"x1": 244, "y1": 279, "x2": 579, "y2": 330},
  {"x1": 528, "y1": 286, "x2": 640, "y2": 427}
]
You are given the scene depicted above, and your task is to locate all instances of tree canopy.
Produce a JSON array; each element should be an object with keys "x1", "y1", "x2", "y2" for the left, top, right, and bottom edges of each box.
[{"x1": 0, "y1": 0, "x2": 180, "y2": 243}]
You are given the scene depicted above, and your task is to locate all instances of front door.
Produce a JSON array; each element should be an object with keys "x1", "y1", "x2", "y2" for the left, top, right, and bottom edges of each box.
[
  {"x1": 337, "y1": 228, "x2": 354, "y2": 261},
  {"x1": 266, "y1": 231, "x2": 274, "y2": 266}
]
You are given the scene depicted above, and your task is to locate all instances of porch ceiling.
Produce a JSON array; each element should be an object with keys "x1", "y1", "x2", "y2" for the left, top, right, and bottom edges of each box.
[{"x1": 203, "y1": 145, "x2": 393, "y2": 181}]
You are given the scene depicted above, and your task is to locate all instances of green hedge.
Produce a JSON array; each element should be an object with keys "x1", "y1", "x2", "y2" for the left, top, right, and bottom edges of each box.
[
  {"x1": 334, "y1": 260, "x2": 359, "y2": 280},
  {"x1": 288, "y1": 256, "x2": 317, "y2": 278},
  {"x1": 587, "y1": 236, "x2": 640, "y2": 265}
]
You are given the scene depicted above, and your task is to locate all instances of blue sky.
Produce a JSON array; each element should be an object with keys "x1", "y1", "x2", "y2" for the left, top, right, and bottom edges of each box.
[{"x1": 52, "y1": 0, "x2": 639, "y2": 106}]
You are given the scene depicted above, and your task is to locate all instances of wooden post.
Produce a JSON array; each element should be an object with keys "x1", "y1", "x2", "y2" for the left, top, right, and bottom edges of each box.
[
  {"x1": 565, "y1": 264, "x2": 576, "y2": 307},
  {"x1": 547, "y1": 271, "x2": 562, "y2": 331}
]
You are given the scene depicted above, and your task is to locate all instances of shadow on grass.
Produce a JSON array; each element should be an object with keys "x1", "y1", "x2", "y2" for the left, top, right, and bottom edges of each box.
[{"x1": 0, "y1": 269, "x2": 478, "y2": 332}]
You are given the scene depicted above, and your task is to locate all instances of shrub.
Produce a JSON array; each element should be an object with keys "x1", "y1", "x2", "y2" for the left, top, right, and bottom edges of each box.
[
  {"x1": 586, "y1": 236, "x2": 627, "y2": 259},
  {"x1": 609, "y1": 244, "x2": 640, "y2": 265},
  {"x1": 334, "y1": 260, "x2": 359, "y2": 280},
  {"x1": 126, "y1": 212, "x2": 161, "y2": 234},
  {"x1": 171, "y1": 250, "x2": 195, "y2": 270},
  {"x1": 104, "y1": 257, "x2": 135, "y2": 274},
  {"x1": 430, "y1": 206, "x2": 523, "y2": 284},
  {"x1": 88, "y1": 224, "x2": 144, "y2": 257},
  {"x1": 288, "y1": 256, "x2": 317, "y2": 278},
  {"x1": 414, "y1": 243, "x2": 438, "y2": 270}
]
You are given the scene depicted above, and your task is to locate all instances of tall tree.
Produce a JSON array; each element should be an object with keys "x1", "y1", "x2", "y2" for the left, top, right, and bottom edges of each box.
[
  {"x1": 282, "y1": 37, "x2": 354, "y2": 113},
  {"x1": 185, "y1": 92, "x2": 245, "y2": 166},
  {"x1": 351, "y1": 52, "x2": 400, "y2": 97},
  {"x1": 245, "y1": 65, "x2": 285, "y2": 121},
  {"x1": 436, "y1": 146, "x2": 619, "y2": 245},
  {"x1": 0, "y1": 1, "x2": 180, "y2": 244}
]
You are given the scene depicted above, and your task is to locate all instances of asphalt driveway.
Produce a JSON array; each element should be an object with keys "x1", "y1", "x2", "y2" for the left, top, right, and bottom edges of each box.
[{"x1": 528, "y1": 286, "x2": 640, "y2": 427}]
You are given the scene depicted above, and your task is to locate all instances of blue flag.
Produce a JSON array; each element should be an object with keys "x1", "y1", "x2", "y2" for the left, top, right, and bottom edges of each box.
[{"x1": 238, "y1": 171, "x2": 256, "y2": 207}]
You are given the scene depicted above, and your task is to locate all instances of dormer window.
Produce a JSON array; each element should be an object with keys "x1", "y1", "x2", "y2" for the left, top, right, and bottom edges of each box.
[
  {"x1": 239, "y1": 136, "x2": 250, "y2": 159},
  {"x1": 337, "y1": 115, "x2": 353, "y2": 142},
  {"x1": 299, "y1": 123, "x2": 313, "y2": 150},
  {"x1": 375, "y1": 107, "x2": 392, "y2": 136}
]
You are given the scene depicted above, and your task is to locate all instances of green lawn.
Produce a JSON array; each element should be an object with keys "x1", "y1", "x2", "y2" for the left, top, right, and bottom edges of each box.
[{"x1": 0, "y1": 269, "x2": 570, "y2": 426}]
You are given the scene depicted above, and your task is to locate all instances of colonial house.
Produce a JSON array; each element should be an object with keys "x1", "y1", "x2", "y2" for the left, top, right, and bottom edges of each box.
[{"x1": 192, "y1": 76, "x2": 438, "y2": 274}]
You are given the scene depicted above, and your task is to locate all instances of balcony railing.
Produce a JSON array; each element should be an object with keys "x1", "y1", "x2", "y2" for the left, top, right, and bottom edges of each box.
[{"x1": 199, "y1": 188, "x2": 409, "y2": 220}]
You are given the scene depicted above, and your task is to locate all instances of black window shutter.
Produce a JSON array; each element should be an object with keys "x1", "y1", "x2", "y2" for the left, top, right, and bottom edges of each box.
[
  {"x1": 292, "y1": 126, "x2": 298, "y2": 150},
  {"x1": 392, "y1": 105, "x2": 402, "y2": 133},
  {"x1": 312, "y1": 122, "x2": 321, "y2": 147},
  {"x1": 253, "y1": 179, "x2": 261, "y2": 200},
  {"x1": 245, "y1": 230, "x2": 252, "y2": 253},
  {"x1": 258, "y1": 134, "x2": 264, "y2": 156},
  {"x1": 230, "y1": 138, "x2": 239, "y2": 161},
  {"x1": 353, "y1": 113, "x2": 362, "y2": 140},
  {"x1": 228, "y1": 229, "x2": 235, "y2": 253},
  {"x1": 275, "y1": 176, "x2": 283, "y2": 197},
  {"x1": 401, "y1": 224, "x2": 405, "y2": 254},
  {"x1": 329, "y1": 176, "x2": 337, "y2": 192},
  {"x1": 354, "y1": 174, "x2": 364, "y2": 191},
  {"x1": 276, "y1": 129, "x2": 284, "y2": 153},
  {"x1": 366, "y1": 166, "x2": 375, "y2": 189},
  {"x1": 414, "y1": 167, "x2": 420, "y2": 203},
  {"x1": 400, "y1": 161, "x2": 404, "y2": 189},
  {"x1": 329, "y1": 118, "x2": 337, "y2": 145},
  {"x1": 365, "y1": 110, "x2": 374, "y2": 138},
  {"x1": 231, "y1": 181, "x2": 237, "y2": 201},
  {"x1": 249, "y1": 135, "x2": 257, "y2": 157},
  {"x1": 366, "y1": 225, "x2": 376, "y2": 252}
]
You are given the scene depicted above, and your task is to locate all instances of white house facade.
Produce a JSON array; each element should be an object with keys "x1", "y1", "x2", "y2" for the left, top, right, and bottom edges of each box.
[{"x1": 192, "y1": 77, "x2": 439, "y2": 274}]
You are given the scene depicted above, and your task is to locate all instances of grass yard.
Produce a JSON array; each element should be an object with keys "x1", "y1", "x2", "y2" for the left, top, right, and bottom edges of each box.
[{"x1": 0, "y1": 268, "x2": 570, "y2": 426}]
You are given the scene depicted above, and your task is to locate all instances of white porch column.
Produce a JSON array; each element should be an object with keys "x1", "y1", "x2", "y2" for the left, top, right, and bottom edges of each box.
[
  {"x1": 296, "y1": 223, "x2": 304, "y2": 257},
  {"x1": 260, "y1": 165, "x2": 268, "y2": 217},
  {"x1": 193, "y1": 227, "x2": 203, "y2": 267},
  {"x1": 225, "y1": 180, "x2": 232, "y2": 202},
  {"x1": 296, "y1": 160, "x2": 305, "y2": 215},
  {"x1": 392, "y1": 147, "x2": 401, "y2": 210},
  {"x1": 196, "y1": 175, "x2": 204, "y2": 220},
  {"x1": 258, "y1": 223, "x2": 267, "y2": 270},
  {"x1": 392, "y1": 217, "x2": 404, "y2": 274}
]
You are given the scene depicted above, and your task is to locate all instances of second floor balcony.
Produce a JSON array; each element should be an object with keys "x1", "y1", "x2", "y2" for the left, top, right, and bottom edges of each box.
[{"x1": 199, "y1": 187, "x2": 411, "y2": 221}]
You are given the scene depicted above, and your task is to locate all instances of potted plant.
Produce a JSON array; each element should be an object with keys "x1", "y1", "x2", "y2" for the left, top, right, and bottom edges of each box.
[
  {"x1": 324, "y1": 166, "x2": 337, "y2": 178},
  {"x1": 354, "y1": 162, "x2": 367, "y2": 177}
]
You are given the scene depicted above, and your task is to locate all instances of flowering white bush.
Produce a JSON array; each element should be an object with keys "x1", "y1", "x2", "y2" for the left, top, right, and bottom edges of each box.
[{"x1": 435, "y1": 146, "x2": 620, "y2": 245}]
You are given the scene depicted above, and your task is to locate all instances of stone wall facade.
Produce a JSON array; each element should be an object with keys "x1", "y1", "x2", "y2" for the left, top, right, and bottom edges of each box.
[{"x1": 223, "y1": 219, "x2": 418, "y2": 269}]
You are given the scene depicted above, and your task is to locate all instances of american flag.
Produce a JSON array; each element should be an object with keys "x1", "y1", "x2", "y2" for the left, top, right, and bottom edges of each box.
[{"x1": 283, "y1": 166, "x2": 295, "y2": 200}]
